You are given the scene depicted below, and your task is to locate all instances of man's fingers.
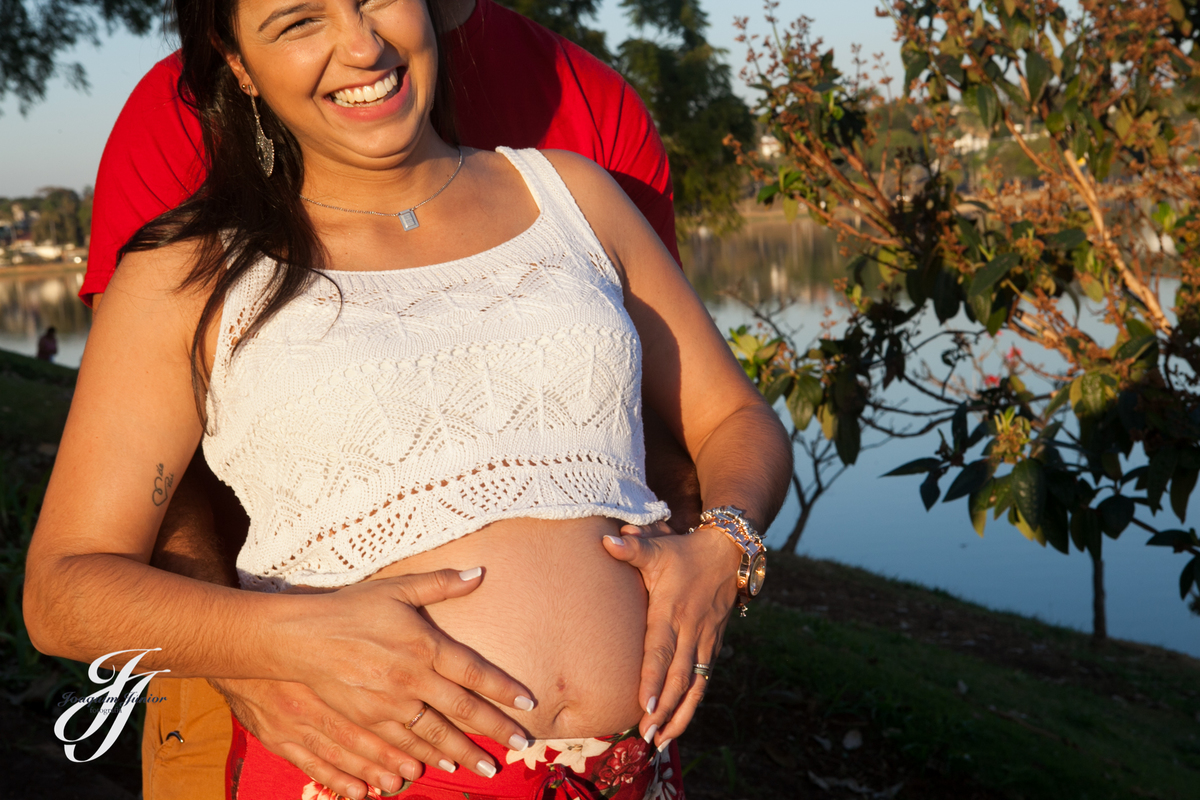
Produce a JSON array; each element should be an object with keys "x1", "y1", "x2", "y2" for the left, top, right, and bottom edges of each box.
[
  {"x1": 274, "y1": 740, "x2": 395, "y2": 800},
  {"x1": 317, "y1": 713, "x2": 424, "y2": 783}
]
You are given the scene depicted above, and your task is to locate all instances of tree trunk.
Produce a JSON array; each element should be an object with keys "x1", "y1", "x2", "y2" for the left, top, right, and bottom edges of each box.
[
  {"x1": 1091, "y1": 547, "x2": 1107, "y2": 643},
  {"x1": 782, "y1": 501, "x2": 814, "y2": 554}
]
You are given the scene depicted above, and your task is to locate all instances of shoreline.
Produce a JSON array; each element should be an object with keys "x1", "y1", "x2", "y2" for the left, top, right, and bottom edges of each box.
[{"x1": 0, "y1": 261, "x2": 88, "y2": 278}]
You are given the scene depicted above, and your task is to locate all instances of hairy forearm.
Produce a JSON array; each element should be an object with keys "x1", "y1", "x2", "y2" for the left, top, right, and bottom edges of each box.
[
  {"x1": 24, "y1": 550, "x2": 300, "y2": 681},
  {"x1": 692, "y1": 402, "x2": 792, "y2": 534},
  {"x1": 149, "y1": 448, "x2": 244, "y2": 587}
]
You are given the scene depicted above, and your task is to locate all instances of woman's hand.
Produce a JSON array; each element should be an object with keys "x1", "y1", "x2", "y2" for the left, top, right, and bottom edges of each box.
[
  {"x1": 284, "y1": 568, "x2": 537, "y2": 789},
  {"x1": 601, "y1": 522, "x2": 742, "y2": 749}
]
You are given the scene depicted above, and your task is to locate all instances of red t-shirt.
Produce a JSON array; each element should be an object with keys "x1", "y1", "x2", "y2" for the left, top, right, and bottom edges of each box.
[{"x1": 82, "y1": 0, "x2": 679, "y2": 303}]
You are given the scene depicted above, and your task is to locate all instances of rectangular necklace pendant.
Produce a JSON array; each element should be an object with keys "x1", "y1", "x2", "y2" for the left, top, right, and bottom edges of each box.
[{"x1": 398, "y1": 209, "x2": 419, "y2": 231}]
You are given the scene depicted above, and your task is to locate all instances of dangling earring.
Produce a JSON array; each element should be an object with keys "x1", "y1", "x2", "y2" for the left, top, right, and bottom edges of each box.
[{"x1": 249, "y1": 92, "x2": 275, "y2": 177}]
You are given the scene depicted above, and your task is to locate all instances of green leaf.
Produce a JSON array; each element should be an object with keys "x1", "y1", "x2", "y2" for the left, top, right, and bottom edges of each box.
[
  {"x1": 1114, "y1": 334, "x2": 1157, "y2": 364},
  {"x1": 1071, "y1": 507, "x2": 1102, "y2": 553},
  {"x1": 762, "y1": 373, "x2": 794, "y2": 406},
  {"x1": 1011, "y1": 459, "x2": 1047, "y2": 531},
  {"x1": 782, "y1": 195, "x2": 799, "y2": 222},
  {"x1": 1146, "y1": 528, "x2": 1199, "y2": 549},
  {"x1": 969, "y1": 485, "x2": 990, "y2": 536},
  {"x1": 969, "y1": 253, "x2": 1020, "y2": 300},
  {"x1": 903, "y1": 47, "x2": 929, "y2": 91},
  {"x1": 884, "y1": 457, "x2": 943, "y2": 477},
  {"x1": 1147, "y1": 446, "x2": 1180, "y2": 513},
  {"x1": 757, "y1": 184, "x2": 780, "y2": 204},
  {"x1": 786, "y1": 381, "x2": 814, "y2": 431},
  {"x1": 920, "y1": 471, "x2": 942, "y2": 510},
  {"x1": 1044, "y1": 228, "x2": 1087, "y2": 251},
  {"x1": 944, "y1": 459, "x2": 994, "y2": 502},
  {"x1": 1077, "y1": 372, "x2": 1107, "y2": 417},
  {"x1": 1045, "y1": 384, "x2": 1071, "y2": 416},
  {"x1": 1180, "y1": 556, "x2": 1199, "y2": 599},
  {"x1": 836, "y1": 415, "x2": 861, "y2": 465},
  {"x1": 974, "y1": 84, "x2": 998, "y2": 129},
  {"x1": 1026, "y1": 51, "x2": 1050, "y2": 105},
  {"x1": 1043, "y1": 498, "x2": 1070, "y2": 554},
  {"x1": 820, "y1": 403, "x2": 837, "y2": 441},
  {"x1": 986, "y1": 306, "x2": 1007, "y2": 336},
  {"x1": 1097, "y1": 495, "x2": 1135, "y2": 538}
]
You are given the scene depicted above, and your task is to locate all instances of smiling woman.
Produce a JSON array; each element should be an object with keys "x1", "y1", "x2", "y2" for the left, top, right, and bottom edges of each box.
[{"x1": 20, "y1": 0, "x2": 791, "y2": 799}]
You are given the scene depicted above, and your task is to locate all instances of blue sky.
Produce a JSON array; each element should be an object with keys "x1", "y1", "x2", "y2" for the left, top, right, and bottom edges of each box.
[{"x1": 0, "y1": 0, "x2": 899, "y2": 197}]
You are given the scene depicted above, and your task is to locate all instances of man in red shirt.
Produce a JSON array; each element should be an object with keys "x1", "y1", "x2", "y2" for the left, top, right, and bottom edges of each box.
[{"x1": 85, "y1": 2, "x2": 694, "y2": 798}]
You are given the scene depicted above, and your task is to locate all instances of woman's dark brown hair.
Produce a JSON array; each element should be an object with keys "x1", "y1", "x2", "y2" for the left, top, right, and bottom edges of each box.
[{"x1": 122, "y1": 0, "x2": 458, "y2": 418}]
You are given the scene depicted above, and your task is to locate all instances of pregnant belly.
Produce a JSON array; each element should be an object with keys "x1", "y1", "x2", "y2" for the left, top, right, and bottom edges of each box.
[{"x1": 365, "y1": 516, "x2": 648, "y2": 739}]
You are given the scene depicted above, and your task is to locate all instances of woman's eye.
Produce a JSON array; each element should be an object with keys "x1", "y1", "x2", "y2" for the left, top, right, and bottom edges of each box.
[{"x1": 282, "y1": 17, "x2": 313, "y2": 33}]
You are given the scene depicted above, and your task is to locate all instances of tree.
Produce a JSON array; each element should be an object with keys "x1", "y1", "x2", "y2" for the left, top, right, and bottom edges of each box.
[
  {"x1": 730, "y1": 0, "x2": 1200, "y2": 640},
  {"x1": 32, "y1": 188, "x2": 84, "y2": 246},
  {"x1": 618, "y1": 0, "x2": 754, "y2": 234},
  {"x1": 495, "y1": 0, "x2": 612, "y2": 62},
  {"x1": 1, "y1": 0, "x2": 163, "y2": 113}
]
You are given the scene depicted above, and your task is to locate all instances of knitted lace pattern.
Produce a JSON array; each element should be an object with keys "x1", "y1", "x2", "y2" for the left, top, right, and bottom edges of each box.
[{"x1": 203, "y1": 148, "x2": 670, "y2": 592}]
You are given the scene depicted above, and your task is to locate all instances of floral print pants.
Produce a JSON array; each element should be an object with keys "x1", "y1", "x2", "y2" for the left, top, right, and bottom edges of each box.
[{"x1": 227, "y1": 715, "x2": 686, "y2": 800}]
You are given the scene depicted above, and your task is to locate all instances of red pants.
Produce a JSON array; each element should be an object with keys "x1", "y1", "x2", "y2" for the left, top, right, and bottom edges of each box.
[{"x1": 227, "y1": 715, "x2": 686, "y2": 800}]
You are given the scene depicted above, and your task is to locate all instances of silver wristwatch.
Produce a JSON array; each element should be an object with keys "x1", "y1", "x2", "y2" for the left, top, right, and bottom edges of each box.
[{"x1": 689, "y1": 506, "x2": 766, "y2": 616}]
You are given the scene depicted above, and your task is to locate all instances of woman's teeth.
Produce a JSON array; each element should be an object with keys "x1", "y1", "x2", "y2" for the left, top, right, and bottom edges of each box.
[{"x1": 331, "y1": 70, "x2": 399, "y2": 107}]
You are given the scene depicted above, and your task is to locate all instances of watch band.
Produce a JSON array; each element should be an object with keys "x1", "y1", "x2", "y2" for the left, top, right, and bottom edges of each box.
[{"x1": 689, "y1": 505, "x2": 766, "y2": 616}]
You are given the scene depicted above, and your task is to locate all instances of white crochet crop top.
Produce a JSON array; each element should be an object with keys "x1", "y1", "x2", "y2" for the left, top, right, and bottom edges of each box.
[{"x1": 203, "y1": 147, "x2": 670, "y2": 592}]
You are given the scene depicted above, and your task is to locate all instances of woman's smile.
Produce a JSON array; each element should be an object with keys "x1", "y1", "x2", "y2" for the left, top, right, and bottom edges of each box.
[{"x1": 328, "y1": 66, "x2": 403, "y2": 107}]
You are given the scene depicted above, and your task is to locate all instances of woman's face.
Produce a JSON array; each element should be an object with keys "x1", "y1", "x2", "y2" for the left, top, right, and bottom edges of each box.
[{"x1": 227, "y1": 0, "x2": 439, "y2": 170}]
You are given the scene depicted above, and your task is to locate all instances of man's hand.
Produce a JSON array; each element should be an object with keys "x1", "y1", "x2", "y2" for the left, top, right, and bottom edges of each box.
[
  {"x1": 209, "y1": 678, "x2": 428, "y2": 799},
  {"x1": 601, "y1": 522, "x2": 742, "y2": 751}
]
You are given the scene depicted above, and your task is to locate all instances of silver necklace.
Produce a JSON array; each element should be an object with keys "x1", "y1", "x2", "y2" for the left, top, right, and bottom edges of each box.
[{"x1": 299, "y1": 147, "x2": 464, "y2": 232}]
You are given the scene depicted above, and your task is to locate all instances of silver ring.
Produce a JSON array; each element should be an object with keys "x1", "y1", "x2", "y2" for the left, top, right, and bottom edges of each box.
[{"x1": 692, "y1": 663, "x2": 712, "y2": 679}]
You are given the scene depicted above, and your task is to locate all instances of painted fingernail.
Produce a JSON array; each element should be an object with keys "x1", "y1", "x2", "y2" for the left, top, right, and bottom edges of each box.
[
  {"x1": 477, "y1": 760, "x2": 497, "y2": 778},
  {"x1": 437, "y1": 759, "x2": 457, "y2": 774},
  {"x1": 514, "y1": 695, "x2": 535, "y2": 711},
  {"x1": 646, "y1": 696, "x2": 658, "y2": 714},
  {"x1": 508, "y1": 734, "x2": 532, "y2": 751},
  {"x1": 458, "y1": 567, "x2": 482, "y2": 581},
  {"x1": 643, "y1": 723, "x2": 658, "y2": 743},
  {"x1": 657, "y1": 738, "x2": 673, "y2": 753},
  {"x1": 604, "y1": 534, "x2": 625, "y2": 547}
]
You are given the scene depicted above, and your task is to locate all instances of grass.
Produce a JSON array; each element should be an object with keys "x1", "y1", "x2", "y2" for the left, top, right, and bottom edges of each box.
[
  {"x1": 2, "y1": 347, "x2": 1198, "y2": 798},
  {"x1": 680, "y1": 555, "x2": 1200, "y2": 799}
]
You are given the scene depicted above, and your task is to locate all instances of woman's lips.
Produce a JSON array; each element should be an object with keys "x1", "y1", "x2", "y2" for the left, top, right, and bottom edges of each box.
[{"x1": 329, "y1": 68, "x2": 402, "y2": 107}]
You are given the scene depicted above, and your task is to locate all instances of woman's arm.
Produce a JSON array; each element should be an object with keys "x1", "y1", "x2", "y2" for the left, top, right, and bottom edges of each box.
[
  {"x1": 23, "y1": 245, "x2": 537, "y2": 789},
  {"x1": 542, "y1": 150, "x2": 793, "y2": 745}
]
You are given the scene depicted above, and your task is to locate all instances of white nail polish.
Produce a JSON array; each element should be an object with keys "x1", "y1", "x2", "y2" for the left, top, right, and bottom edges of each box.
[
  {"x1": 604, "y1": 534, "x2": 625, "y2": 547},
  {"x1": 514, "y1": 695, "x2": 535, "y2": 711},
  {"x1": 657, "y1": 738, "x2": 673, "y2": 753},
  {"x1": 477, "y1": 760, "x2": 497, "y2": 778},
  {"x1": 643, "y1": 723, "x2": 658, "y2": 743},
  {"x1": 508, "y1": 734, "x2": 531, "y2": 751},
  {"x1": 437, "y1": 759, "x2": 457, "y2": 773},
  {"x1": 458, "y1": 567, "x2": 482, "y2": 581},
  {"x1": 646, "y1": 696, "x2": 657, "y2": 714}
]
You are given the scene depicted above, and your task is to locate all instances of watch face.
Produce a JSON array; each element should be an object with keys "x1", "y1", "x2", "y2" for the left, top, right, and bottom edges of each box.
[{"x1": 748, "y1": 553, "x2": 766, "y2": 596}]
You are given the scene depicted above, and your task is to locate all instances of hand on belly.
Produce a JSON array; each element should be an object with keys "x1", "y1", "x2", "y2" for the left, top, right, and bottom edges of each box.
[{"x1": 369, "y1": 516, "x2": 649, "y2": 738}]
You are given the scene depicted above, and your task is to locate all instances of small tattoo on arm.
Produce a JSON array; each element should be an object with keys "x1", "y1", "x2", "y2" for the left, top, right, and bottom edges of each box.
[{"x1": 152, "y1": 463, "x2": 175, "y2": 507}]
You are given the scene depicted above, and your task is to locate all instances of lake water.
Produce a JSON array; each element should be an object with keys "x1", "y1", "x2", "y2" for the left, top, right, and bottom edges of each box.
[{"x1": 3, "y1": 230, "x2": 1198, "y2": 657}]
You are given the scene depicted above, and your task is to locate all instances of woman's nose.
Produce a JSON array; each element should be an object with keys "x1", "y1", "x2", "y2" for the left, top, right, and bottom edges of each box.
[{"x1": 335, "y1": 12, "x2": 386, "y2": 68}]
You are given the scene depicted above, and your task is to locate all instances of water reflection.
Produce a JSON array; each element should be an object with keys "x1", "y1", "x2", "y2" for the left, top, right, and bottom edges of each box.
[
  {"x1": 0, "y1": 268, "x2": 91, "y2": 367},
  {"x1": 681, "y1": 215, "x2": 841, "y2": 306}
]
